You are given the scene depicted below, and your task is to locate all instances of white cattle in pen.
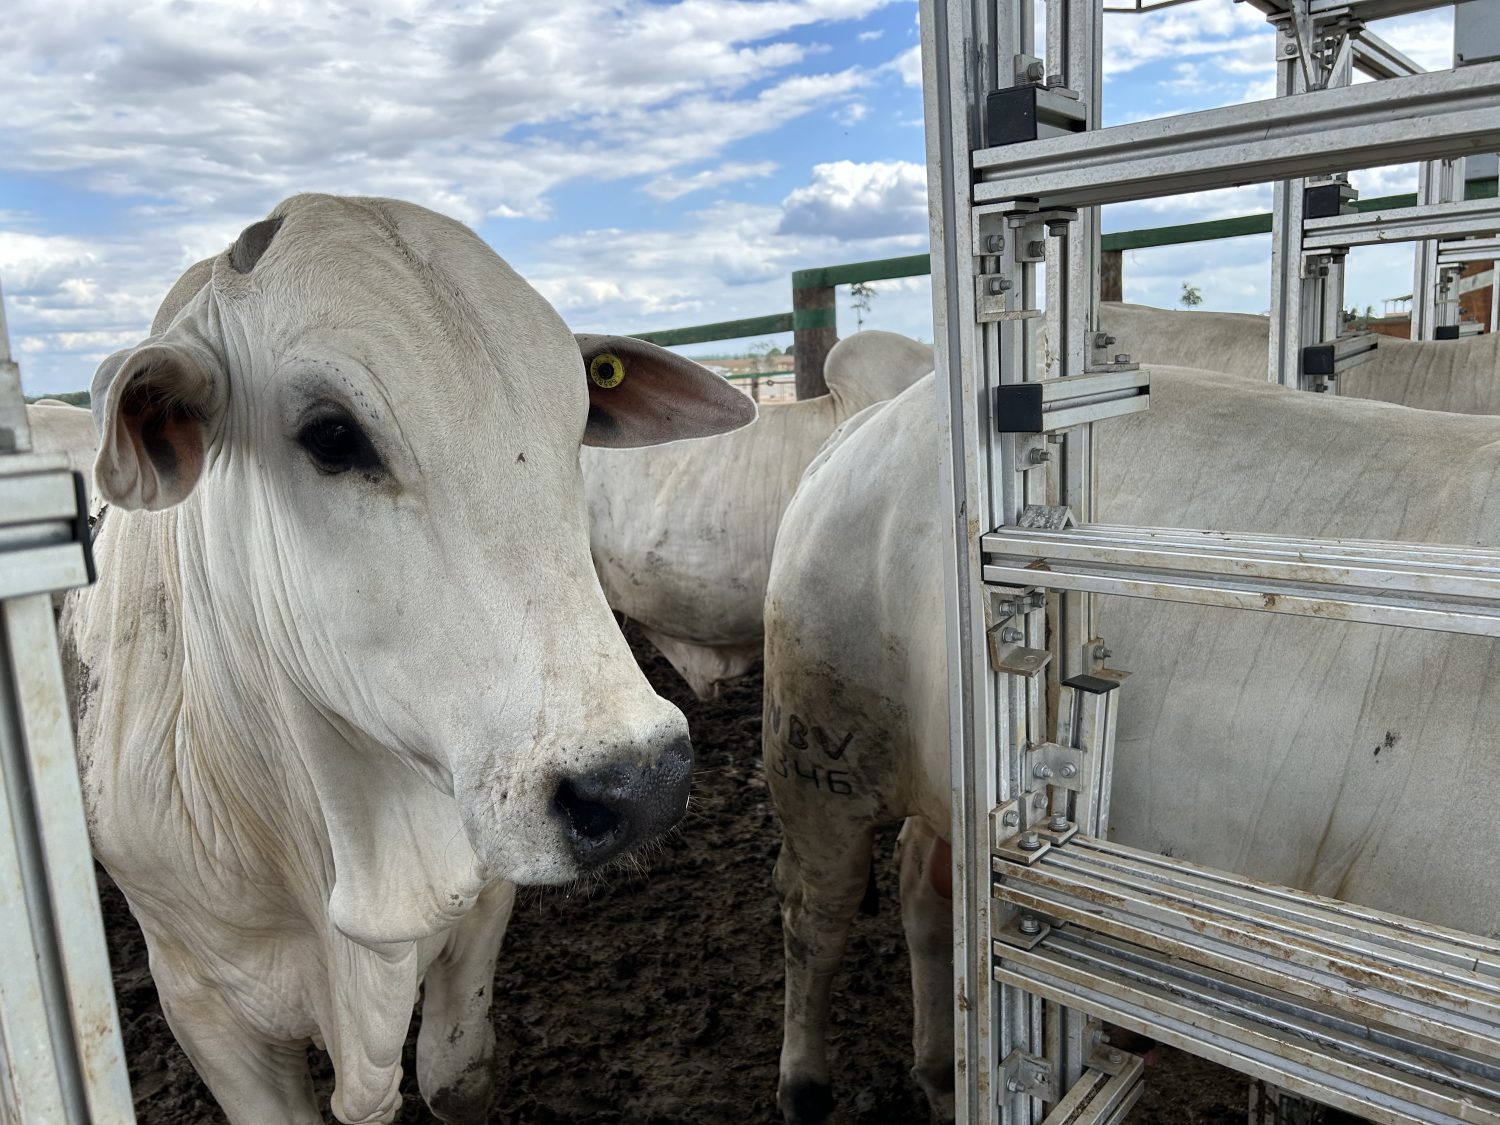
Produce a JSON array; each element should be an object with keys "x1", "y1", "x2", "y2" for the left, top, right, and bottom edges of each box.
[
  {"x1": 26, "y1": 399, "x2": 98, "y2": 475},
  {"x1": 762, "y1": 360, "x2": 1500, "y2": 1123},
  {"x1": 581, "y1": 330, "x2": 933, "y2": 699},
  {"x1": 1096, "y1": 301, "x2": 1500, "y2": 413},
  {"x1": 62, "y1": 193, "x2": 755, "y2": 1125}
]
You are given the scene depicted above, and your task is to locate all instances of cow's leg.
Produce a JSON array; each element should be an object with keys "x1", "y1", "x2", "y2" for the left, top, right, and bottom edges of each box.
[
  {"x1": 773, "y1": 813, "x2": 875, "y2": 1124},
  {"x1": 417, "y1": 881, "x2": 516, "y2": 1124},
  {"x1": 155, "y1": 975, "x2": 322, "y2": 1125},
  {"x1": 898, "y1": 816, "x2": 956, "y2": 1122}
]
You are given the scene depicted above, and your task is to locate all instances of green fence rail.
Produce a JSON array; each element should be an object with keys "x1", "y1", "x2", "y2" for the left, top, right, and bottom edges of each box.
[{"x1": 629, "y1": 177, "x2": 1499, "y2": 350}]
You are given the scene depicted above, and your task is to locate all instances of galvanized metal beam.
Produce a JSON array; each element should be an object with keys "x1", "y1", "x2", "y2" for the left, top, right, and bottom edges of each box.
[{"x1": 974, "y1": 63, "x2": 1500, "y2": 208}]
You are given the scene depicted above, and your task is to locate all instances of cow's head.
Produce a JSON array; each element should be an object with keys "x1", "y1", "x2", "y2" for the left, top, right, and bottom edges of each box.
[{"x1": 90, "y1": 194, "x2": 753, "y2": 943}]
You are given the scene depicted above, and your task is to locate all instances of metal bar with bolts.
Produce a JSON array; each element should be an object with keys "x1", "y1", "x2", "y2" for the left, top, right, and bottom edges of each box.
[
  {"x1": 980, "y1": 523, "x2": 1500, "y2": 638},
  {"x1": 973, "y1": 63, "x2": 1500, "y2": 208},
  {"x1": 1303, "y1": 196, "x2": 1500, "y2": 251}
]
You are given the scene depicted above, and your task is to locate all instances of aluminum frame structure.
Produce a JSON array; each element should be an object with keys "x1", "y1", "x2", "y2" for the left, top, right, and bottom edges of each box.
[
  {"x1": 0, "y1": 277, "x2": 134, "y2": 1125},
  {"x1": 921, "y1": 2, "x2": 1500, "y2": 1123}
]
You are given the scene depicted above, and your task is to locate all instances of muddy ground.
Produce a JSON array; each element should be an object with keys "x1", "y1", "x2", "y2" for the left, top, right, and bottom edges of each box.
[{"x1": 105, "y1": 625, "x2": 1253, "y2": 1124}]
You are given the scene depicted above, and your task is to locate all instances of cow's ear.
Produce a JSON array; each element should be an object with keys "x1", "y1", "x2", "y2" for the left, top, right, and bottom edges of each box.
[
  {"x1": 575, "y1": 334, "x2": 756, "y2": 449},
  {"x1": 91, "y1": 333, "x2": 227, "y2": 511}
]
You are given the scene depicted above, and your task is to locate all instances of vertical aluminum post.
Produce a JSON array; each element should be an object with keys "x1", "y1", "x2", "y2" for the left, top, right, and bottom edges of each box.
[{"x1": 1412, "y1": 156, "x2": 1464, "y2": 339}]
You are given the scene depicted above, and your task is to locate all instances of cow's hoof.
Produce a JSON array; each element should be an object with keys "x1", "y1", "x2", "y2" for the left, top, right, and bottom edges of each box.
[{"x1": 779, "y1": 1077, "x2": 834, "y2": 1124}]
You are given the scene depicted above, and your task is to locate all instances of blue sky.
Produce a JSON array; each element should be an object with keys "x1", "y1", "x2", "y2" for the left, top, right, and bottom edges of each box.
[{"x1": 0, "y1": 0, "x2": 1459, "y2": 393}]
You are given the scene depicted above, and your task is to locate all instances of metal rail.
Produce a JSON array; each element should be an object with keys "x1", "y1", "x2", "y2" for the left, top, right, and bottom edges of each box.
[{"x1": 973, "y1": 63, "x2": 1500, "y2": 207}]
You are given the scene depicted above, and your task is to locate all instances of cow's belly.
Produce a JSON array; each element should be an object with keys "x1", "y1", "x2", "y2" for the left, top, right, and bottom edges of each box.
[{"x1": 1101, "y1": 597, "x2": 1500, "y2": 938}]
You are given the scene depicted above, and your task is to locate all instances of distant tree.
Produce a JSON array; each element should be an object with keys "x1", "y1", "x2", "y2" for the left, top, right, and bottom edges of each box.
[
  {"x1": 748, "y1": 340, "x2": 780, "y2": 373},
  {"x1": 1179, "y1": 282, "x2": 1203, "y2": 308},
  {"x1": 850, "y1": 281, "x2": 877, "y2": 329}
]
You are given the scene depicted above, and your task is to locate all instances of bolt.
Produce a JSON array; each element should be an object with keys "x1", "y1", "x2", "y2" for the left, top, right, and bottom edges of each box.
[
  {"x1": 988, "y1": 277, "x2": 1014, "y2": 293},
  {"x1": 1019, "y1": 914, "x2": 1042, "y2": 935},
  {"x1": 1019, "y1": 831, "x2": 1042, "y2": 851},
  {"x1": 1025, "y1": 60, "x2": 1045, "y2": 82},
  {"x1": 1000, "y1": 626, "x2": 1024, "y2": 644},
  {"x1": 1283, "y1": 41, "x2": 1298, "y2": 55},
  {"x1": 1033, "y1": 763, "x2": 1053, "y2": 779},
  {"x1": 1114, "y1": 353, "x2": 1132, "y2": 364},
  {"x1": 1049, "y1": 813, "x2": 1069, "y2": 831},
  {"x1": 1108, "y1": 1050, "x2": 1124, "y2": 1066},
  {"x1": 1046, "y1": 72, "x2": 1063, "y2": 87},
  {"x1": 1028, "y1": 447, "x2": 1052, "y2": 464},
  {"x1": 986, "y1": 233, "x2": 1004, "y2": 253},
  {"x1": 1002, "y1": 809, "x2": 1020, "y2": 827},
  {"x1": 1033, "y1": 791, "x2": 1048, "y2": 808},
  {"x1": 1027, "y1": 239, "x2": 1047, "y2": 257},
  {"x1": 1092, "y1": 642, "x2": 1112, "y2": 661},
  {"x1": 1059, "y1": 763, "x2": 1078, "y2": 779},
  {"x1": 1090, "y1": 1028, "x2": 1105, "y2": 1047}
]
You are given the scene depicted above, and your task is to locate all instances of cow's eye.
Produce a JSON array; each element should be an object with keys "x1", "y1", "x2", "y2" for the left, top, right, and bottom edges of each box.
[{"x1": 297, "y1": 413, "x2": 380, "y2": 475}]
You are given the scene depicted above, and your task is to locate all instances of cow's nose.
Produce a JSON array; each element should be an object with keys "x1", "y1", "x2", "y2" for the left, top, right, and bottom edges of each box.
[{"x1": 553, "y1": 736, "x2": 693, "y2": 868}]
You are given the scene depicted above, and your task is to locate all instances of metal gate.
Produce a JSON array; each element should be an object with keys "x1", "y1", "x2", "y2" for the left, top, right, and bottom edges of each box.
[{"x1": 921, "y1": 1, "x2": 1500, "y2": 1121}]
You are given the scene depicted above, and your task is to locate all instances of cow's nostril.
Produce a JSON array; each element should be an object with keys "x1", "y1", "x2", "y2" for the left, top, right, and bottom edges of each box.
[{"x1": 554, "y1": 779, "x2": 622, "y2": 843}]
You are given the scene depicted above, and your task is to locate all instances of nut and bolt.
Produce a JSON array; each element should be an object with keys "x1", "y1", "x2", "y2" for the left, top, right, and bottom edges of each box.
[
  {"x1": 1093, "y1": 332, "x2": 1117, "y2": 347},
  {"x1": 1018, "y1": 831, "x2": 1042, "y2": 851},
  {"x1": 1049, "y1": 813, "x2": 1069, "y2": 831},
  {"x1": 1000, "y1": 626, "x2": 1024, "y2": 644},
  {"x1": 1046, "y1": 72, "x2": 1063, "y2": 87},
  {"x1": 988, "y1": 277, "x2": 1014, "y2": 293},
  {"x1": 1019, "y1": 914, "x2": 1042, "y2": 935},
  {"x1": 1032, "y1": 763, "x2": 1054, "y2": 780},
  {"x1": 985, "y1": 233, "x2": 1004, "y2": 253},
  {"x1": 1002, "y1": 809, "x2": 1020, "y2": 827},
  {"x1": 1114, "y1": 353, "x2": 1132, "y2": 364},
  {"x1": 1028, "y1": 447, "x2": 1052, "y2": 464},
  {"x1": 1025, "y1": 60, "x2": 1046, "y2": 82},
  {"x1": 1108, "y1": 1051, "x2": 1125, "y2": 1066},
  {"x1": 1059, "y1": 763, "x2": 1078, "y2": 779},
  {"x1": 1027, "y1": 239, "x2": 1047, "y2": 257},
  {"x1": 1033, "y1": 791, "x2": 1048, "y2": 808},
  {"x1": 1092, "y1": 642, "x2": 1112, "y2": 661}
]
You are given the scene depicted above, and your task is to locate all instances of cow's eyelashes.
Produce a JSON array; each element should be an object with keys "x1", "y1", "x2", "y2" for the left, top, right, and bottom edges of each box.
[{"x1": 297, "y1": 412, "x2": 381, "y2": 475}]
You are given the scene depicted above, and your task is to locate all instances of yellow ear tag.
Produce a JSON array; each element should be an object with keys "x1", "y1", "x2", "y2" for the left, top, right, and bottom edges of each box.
[{"x1": 589, "y1": 353, "x2": 625, "y2": 389}]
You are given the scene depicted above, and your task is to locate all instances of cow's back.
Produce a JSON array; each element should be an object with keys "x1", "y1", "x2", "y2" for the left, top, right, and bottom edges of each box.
[
  {"x1": 1096, "y1": 369, "x2": 1500, "y2": 934},
  {"x1": 585, "y1": 395, "x2": 839, "y2": 647},
  {"x1": 769, "y1": 363, "x2": 1500, "y2": 936}
]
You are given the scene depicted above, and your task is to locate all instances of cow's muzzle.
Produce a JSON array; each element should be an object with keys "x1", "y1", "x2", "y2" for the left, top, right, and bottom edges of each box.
[{"x1": 553, "y1": 736, "x2": 693, "y2": 868}]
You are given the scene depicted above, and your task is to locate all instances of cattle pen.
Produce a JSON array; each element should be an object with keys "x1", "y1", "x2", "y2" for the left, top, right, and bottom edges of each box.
[{"x1": 4, "y1": 3, "x2": 1500, "y2": 1125}]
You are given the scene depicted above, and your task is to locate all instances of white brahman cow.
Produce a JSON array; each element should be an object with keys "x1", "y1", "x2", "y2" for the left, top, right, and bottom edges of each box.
[
  {"x1": 1097, "y1": 301, "x2": 1500, "y2": 414},
  {"x1": 62, "y1": 192, "x2": 755, "y2": 1125},
  {"x1": 763, "y1": 362, "x2": 1500, "y2": 1122},
  {"x1": 581, "y1": 330, "x2": 933, "y2": 699}
]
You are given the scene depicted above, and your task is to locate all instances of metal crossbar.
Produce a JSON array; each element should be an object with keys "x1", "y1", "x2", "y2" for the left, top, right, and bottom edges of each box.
[
  {"x1": 981, "y1": 524, "x2": 1500, "y2": 637},
  {"x1": 973, "y1": 63, "x2": 1500, "y2": 207}
]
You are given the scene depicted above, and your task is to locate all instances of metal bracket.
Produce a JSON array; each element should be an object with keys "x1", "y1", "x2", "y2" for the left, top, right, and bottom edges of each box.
[
  {"x1": 995, "y1": 825, "x2": 1053, "y2": 866},
  {"x1": 1027, "y1": 741, "x2": 1086, "y2": 792},
  {"x1": 1000, "y1": 1049, "x2": 1058, "y2": 1102},
  {"x1": 1017, "y1": 504, "x2": 1075, "y2": 531},
  {"x1": 994, "y1": 911, "x2": 1052, "y2": 951}
]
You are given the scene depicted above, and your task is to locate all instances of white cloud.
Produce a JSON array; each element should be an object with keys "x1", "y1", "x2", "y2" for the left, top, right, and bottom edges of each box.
[
  {"x1": 643, "y1": 161, "x2": 778, "y2": 201},
  {"x1": 836, "y1": 101, "x2": 870, "y2": 125},
  {"x1": 777, "y1": 159, "x2": 927, "y2": 240},
  {"x1": 891, "y1": 44, "x2": 922, "y2": 86},
  {"x1": 858, "y1": 29, "x2": 884, "y2": 41},
  {"x1": 0, "y1": 0, "x2": 899, "y2": 222}
]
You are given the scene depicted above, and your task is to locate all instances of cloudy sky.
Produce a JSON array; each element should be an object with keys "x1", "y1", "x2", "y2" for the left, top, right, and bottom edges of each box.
[{"x1": 0, "y1": 0, "x2": 1459, "y2": 393}]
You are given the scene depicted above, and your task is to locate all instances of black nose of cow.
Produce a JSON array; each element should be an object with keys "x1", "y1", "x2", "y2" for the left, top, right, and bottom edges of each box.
[{"x1": 553, "y1": 737, "x2": 693, "y2": 868}]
